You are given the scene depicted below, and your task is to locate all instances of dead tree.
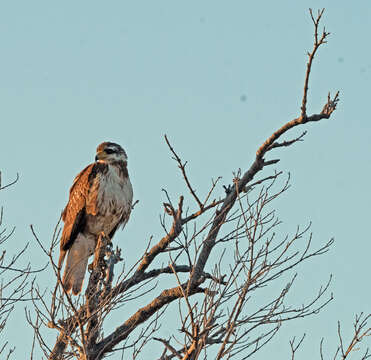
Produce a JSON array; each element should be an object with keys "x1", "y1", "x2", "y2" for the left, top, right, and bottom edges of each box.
[{"x1": 25, "y1": 9, "x2": 370, "y2": 360}]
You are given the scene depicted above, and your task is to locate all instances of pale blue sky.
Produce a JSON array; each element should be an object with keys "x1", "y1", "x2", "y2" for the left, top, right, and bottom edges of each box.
[{"x1": 1, "y1": 1, "x2": 370, "y2": 358}]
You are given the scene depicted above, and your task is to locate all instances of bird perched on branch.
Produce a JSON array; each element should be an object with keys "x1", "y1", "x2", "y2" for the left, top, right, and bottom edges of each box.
[{"x1": 58, "y1": 142, "x2": 133, "y2": 295}]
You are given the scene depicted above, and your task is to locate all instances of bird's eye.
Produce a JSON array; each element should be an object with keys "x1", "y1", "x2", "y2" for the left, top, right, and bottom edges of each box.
[{"x1": 105, "y1": 149, "x2": 115, "y2": 154}]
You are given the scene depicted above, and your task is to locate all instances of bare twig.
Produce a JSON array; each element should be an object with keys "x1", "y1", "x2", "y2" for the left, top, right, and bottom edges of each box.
[{"x1": 164, "y1": 135, "x2": 203, "y2": 210}]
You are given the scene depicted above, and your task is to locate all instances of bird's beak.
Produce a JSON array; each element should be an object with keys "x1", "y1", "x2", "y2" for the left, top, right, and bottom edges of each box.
[{"x1": 95, "y1": 151, "x2": 107, "y2": 161}]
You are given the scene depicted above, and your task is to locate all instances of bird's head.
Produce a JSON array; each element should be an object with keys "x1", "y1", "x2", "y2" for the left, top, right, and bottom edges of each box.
[{"x1": 95, "y1": 142, "x2": 128, "y2": 164}]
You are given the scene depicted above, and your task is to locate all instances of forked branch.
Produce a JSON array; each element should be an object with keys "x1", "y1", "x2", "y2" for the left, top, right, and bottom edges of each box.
[{"x1": 301, "y1": 8, "x2": 330, "y2": 118}]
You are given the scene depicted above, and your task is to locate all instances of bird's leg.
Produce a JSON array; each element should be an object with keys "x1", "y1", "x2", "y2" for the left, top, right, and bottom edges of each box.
[
  {"x1": 103, "y1": 246, "x2": 123, "y2": 297},
  {"x1": 101, "y1": 231, "x2": 113, "y2": 246},
  {"x1": 88, "y1": 232, "x2": 111, "y2": 271}
]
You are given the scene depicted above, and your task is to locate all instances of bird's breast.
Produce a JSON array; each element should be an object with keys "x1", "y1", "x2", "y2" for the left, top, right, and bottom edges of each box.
[
  {"x1": 86, "y1": 165, "x2": 133, "y2": 236},
  {"x1": 99, "y1": 165, "x2": 132, "y2": 214}
]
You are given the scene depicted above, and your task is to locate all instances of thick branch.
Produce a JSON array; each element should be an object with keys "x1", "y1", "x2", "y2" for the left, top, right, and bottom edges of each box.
[
  {"x1": 85, "y1": 234, "x2": 110, "y2": 349},
  {"x1": 94, "y1": 283, "x2": 207, "y2": 357}
]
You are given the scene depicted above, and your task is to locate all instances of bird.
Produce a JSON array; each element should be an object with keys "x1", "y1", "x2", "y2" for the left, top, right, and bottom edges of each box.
[{"x1": 58, "y1": 142, "x2": 133, "y2": 295}]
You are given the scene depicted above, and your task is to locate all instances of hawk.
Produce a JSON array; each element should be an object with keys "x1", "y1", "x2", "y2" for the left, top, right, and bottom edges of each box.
[{"x1": 58, "y1": 142, "x2": 133, "y2": 295}]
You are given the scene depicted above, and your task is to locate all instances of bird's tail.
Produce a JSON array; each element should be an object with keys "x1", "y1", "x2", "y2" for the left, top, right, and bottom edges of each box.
[{"x1": 61, "y1": 234, "x2": 95, "y2": 295}]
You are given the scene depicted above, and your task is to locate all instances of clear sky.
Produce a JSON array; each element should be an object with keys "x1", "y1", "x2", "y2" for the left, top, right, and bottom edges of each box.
[{"x1": 1, "y1": 1, "x2": 370, "y2": 358}]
